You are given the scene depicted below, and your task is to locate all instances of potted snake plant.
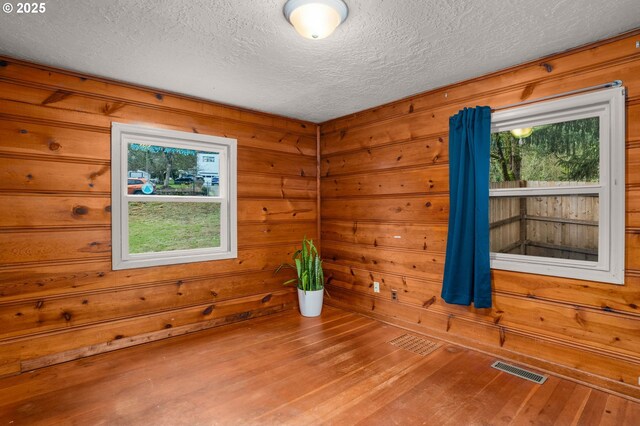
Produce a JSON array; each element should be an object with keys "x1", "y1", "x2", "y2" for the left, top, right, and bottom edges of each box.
[{"x1": 275, "y1": 237, "x2": 325, "y2": 317}]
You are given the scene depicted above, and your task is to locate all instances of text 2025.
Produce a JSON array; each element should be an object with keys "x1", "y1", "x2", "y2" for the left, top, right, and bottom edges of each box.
[{"x1": 16, "y1": 2, "x2": 45, "y2": 13}]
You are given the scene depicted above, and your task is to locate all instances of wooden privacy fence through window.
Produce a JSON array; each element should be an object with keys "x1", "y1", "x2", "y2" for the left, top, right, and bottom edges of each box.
[{"x1": 489, "y1": 181, "x2": 599, "y2": 261}]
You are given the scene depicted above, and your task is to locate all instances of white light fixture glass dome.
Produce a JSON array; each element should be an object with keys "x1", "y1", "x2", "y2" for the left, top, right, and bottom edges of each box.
[
  {"x1": 510, "y1": 127, "x2": 534, "y2": 138},
  {"x1": 284, "y1": 0, "x2": 348, "y2": 40}
]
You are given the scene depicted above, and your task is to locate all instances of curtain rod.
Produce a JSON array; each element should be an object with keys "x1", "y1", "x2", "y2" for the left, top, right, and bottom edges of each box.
[{"x1": 491, "y1": 80, "x2": 622, "y2": 113}]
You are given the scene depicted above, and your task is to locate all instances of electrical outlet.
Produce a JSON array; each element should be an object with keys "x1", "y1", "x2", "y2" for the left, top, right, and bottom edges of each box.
[
  {"x1": 373, "y1": 281, "x2": 380, "y2": 293},
  {"x1": 391, "y1": 289, "x2": 398, "y2": 301}
]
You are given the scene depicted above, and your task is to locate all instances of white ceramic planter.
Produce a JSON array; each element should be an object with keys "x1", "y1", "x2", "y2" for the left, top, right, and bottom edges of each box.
[{"x1": 297, "y1": 288, "x2": 324, "y2": 317}]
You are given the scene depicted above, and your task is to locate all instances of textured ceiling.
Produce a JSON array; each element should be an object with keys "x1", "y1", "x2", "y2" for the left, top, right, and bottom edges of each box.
[{"x1": 0, "y1": 0, "x2": 639, "y2": 122}]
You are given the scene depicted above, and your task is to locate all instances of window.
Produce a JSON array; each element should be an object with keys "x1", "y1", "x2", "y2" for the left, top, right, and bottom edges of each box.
[
  {"x1": 489, "y1": 87, "x2": 625, "y2": 284},
  {"x1": 111, "y1": 123, "x2": 237, "y2": 270}
]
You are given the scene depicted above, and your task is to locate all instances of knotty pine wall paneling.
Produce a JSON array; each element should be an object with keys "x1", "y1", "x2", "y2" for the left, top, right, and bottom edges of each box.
[
  {"x1": 0, "y1": 58, "x2": 318, "y2": 376},
  {"x1": 320, "y1": 30, "x2": 640, "y2": 399}
]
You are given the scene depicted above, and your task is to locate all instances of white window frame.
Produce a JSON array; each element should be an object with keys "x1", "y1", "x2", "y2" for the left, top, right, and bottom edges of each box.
[
  {"x1": 111, "y1": 123, "x2": 237, "y2": 270},
  {"x1": 490, "y1": 87, "x2": 625, "y2": 284}
]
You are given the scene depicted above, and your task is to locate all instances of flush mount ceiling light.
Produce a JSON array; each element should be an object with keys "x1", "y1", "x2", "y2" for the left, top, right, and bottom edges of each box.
[{"x1": 284, "y1": 0, "x2": 348, "y2": 40}]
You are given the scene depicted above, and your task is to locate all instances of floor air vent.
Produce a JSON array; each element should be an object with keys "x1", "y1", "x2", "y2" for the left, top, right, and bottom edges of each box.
[
  {"x1": 389, "y1": 334, "x2": 440, "y2": 356},
  {"x1": 491, "y1": 361, "x2": 548, "y2": 384}
]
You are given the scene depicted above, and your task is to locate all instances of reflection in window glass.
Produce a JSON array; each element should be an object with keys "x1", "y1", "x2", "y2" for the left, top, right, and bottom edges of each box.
[
  {"x1": 490, "y1": 117, "x2": 599, "y2": 187},
  {"x1": 490, "y1": 195, "x2": 599, "y2": 262},
  {"x1": 127, "y1": 143, "x2": 221, "y2": 197},
  {"x1": 128, "y1": 202, "x2": 221, "y2": 254}
]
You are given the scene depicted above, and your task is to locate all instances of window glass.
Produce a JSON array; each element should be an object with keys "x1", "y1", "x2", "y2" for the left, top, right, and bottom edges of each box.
[
  {"x1": 127, "y1": 143, "x2": 221, "y2": 197},
  {"x1": 128, "y1": 202, "x2": 221, "y2": 254},
  {"x1": 490, "y1": 195, "x2": 599, "y2": 262},
  {"x1": 490, "y1": 117, "x2": 599, "y2": 187}
]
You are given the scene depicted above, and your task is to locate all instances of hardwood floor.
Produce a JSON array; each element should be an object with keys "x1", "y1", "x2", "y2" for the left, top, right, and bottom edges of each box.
[{"x1": 0, "y1": 306, "x2": 638, "y2": 425}]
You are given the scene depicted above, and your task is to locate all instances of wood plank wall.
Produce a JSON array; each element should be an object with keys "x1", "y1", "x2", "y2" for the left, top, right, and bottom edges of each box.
[
  {"x1": 319, "y1": 30, "x2": 640, "y2": 398},
  {"x1": 0, "y1": 58, "x2": 318, "y2": 376}
]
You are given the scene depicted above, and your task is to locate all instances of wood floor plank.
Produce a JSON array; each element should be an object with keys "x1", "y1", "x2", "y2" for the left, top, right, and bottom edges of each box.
[
  {"x1": 259, "y1": 349, "x2": 420, "y2": 424},
  {"x1": 551, "y1": 385, "x2": 592, "y2": 426},
  {"x1": 353, "y1": 349, "x2": 499, "y2": 425},
  {"x1": 0, "y1": 305, "x2": 637, "y2": 425},
  {"x1": 0, "y1": 307, "x2": 351, "y2": 406},
  {"x1": 534, "y1": 379, "x2": 580, "y2": 425},
  {"x1": 508, "y1": 376, "x2": 562, "y2": 424},
  {"x1": 198, "y1": 322, "x2": 403, "y2": 423},
  {"x1": 440, "y1": 371, "x2": 534, "y2": 426},
  {"x1": 622, "y1": 398, "x2": 640, "y2": 424},
  {"x1": 314, "y1": 346, "x2": 466, "y2": 425},
  {"x1": 576, "y1": 390, "x2": 611, "y2": 425},
  {"x1": 599, "y1": 395, "x2": 630, "y2": 426},
  {"x1": 3, "y1": 311, "x2": 367, "y2": 422},
  {"x1": 293, "y1": 351, "x2": 426, "y2": 425},
  {"x1": 57, "y1": 317, "x2": 378, "y2": 424},
  {"x1": 80, "y1": 315, "x2": 378, "y2": 423}
]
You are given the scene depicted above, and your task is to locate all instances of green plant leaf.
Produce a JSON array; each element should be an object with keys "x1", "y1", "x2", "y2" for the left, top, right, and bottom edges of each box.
[
  {"x1": 274, "y1": 263, "x2": 295, "y2": 275},
  {"x1": 274, "y1": 237, "x2": 324, "y2": 291},
  {"x1": 281, "y1": 278, "x2": 298, "y2": 286}
]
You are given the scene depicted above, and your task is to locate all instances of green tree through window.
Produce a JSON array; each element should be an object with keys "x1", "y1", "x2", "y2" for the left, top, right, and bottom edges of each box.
[
  {"x1": 490, "y1": 117, "x2": 599, "y2": 183},
  {"x1": 128, "y1": 144, "x2": 197, "y2": 187}
]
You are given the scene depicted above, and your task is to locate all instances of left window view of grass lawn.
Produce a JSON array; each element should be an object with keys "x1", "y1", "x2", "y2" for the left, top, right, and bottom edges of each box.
[
  {"x1": 127, "y1": 143, "x2": 222, "y2": 254},
  {"x1": 128, "y1": 202, "x2": 221, "y2": 253}
]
